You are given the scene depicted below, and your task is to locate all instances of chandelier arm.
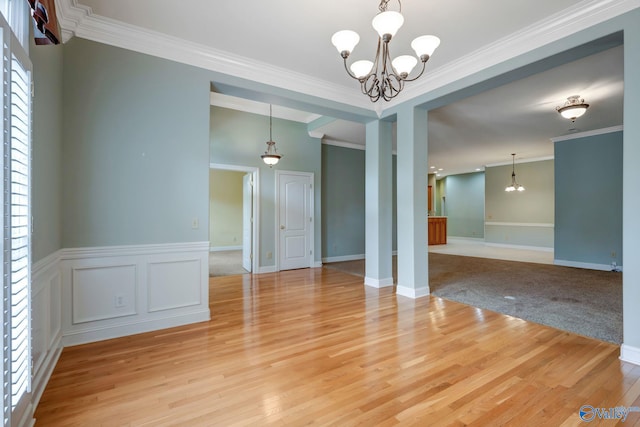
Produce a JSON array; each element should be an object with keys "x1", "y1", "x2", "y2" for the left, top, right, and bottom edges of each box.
[
  {"x1": 341, "y1": 57, "x2": 361, "y2": 81},
  {"x1": 401, "y1": 60, "x2": 428, "y2": 83},
  {"x1": 378, "y1": 0, "x2": 401, "y2": 13}
]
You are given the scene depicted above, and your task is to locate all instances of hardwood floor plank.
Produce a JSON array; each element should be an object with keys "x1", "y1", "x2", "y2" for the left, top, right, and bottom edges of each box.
[{"x1": 34, "y1": 267, "x2": 638, "y2": 426}]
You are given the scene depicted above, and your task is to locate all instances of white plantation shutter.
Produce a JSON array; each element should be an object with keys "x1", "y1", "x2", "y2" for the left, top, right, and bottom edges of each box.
[
  {"x1": 9, "y1": 50, "x2": 31, "y2": 413},
  {"x1": 1, "y1": 3, "x2": 33, "y2": 425}
]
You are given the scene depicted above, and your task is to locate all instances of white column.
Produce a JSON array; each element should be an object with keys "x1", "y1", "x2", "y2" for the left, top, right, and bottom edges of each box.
[
  {"x1": 395, "y1": 105, "x2": 429, "y2": 298},
  {"x1": 364, "y1": 120, "x2": 393, "y2": 288},
  {"x1": 621, "y1": 20, "x2": 640, "y2": 366}
]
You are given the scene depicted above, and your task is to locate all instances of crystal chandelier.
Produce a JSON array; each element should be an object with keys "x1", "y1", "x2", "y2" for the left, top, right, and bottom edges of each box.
[
  {"x1": 331, "y1": 0, "x2": 440, "y2": 102},
  {"x1": 505, "y1": 154, "x2": 525, "y2": 192}
]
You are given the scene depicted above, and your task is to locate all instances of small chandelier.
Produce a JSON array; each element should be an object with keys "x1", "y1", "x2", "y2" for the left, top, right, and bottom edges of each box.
[
  {"x1": 261, "y1": 104, "x2": 282, "y2": 167},
  {"x1": 556, "y1": 95, "x2": 589, "y2": 122},
  {"x1": 505, "y1": 154, "x2": 525, "y2": 192},
  {"x1": 331, "y1": 0, "x2": 440, "y2": 102}
]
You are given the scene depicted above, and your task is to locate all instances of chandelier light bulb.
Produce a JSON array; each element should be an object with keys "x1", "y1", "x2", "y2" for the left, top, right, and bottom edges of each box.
[
  {"x1": 411, "y1": 35, "x2": 441, "y2": 59},
  {"x1": 350, "y1": 60, "x2": 374, "y2": 79},
  {"x1": 331, "y1": 30, "x2": 360, "y2": 57},
  {"x1": 392, "y1": 55, "x2": 418, "y2": 77},
  {"x1": 371, "y1": 11, "x2": 404, "y2": 39}
]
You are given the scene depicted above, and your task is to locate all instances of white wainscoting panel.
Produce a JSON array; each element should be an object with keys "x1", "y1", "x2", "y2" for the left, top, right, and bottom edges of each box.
[
  {"x1": 148, "y1": 258, "x2": 202, "y2": 312},
  {"x1": 72, "y1": 263, "x2": 138, "y2": 323},
  {"x1": 60, "y1": 242, "x2": 211, "y2": 346},
  {"x1": 31, "y1": 250, "x2": 63, "y2": 410}
]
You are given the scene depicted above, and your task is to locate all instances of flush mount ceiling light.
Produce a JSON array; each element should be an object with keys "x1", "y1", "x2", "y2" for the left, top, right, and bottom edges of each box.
[
  {"x1": 331, "y1": 0, "x2": 440, "y2": 102},
  {"x1": 556, "y1": 95, "x2": 589, "y2": 122},
  {"x1": 505, "y1": 153, "x2": 525, "y2": 192},
  {"x1": 261, "y1": 104, "x2": 282, "y2": 167}
]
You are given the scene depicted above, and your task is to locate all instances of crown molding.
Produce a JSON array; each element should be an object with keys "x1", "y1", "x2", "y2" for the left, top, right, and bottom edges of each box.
[
  {"x1": 550, "y1": 125, "x2": 623, "y2": 142},
  {"x1": 384, "y1": 0, "x2": 640, "y2": 111},
  {"x1": 486, "y1": 155, "x2": 555, "y2": 168},
  {"x1": 55, "y1": 0, "x2": 372, "y2": 112},
  {"x1": 55, "y1": 0, "x2": 638, "y2": 115}
]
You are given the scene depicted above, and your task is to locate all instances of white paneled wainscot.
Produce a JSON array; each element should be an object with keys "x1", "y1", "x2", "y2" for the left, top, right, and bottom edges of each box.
[{"x1": 60, "y1": 242, "x2": 211, "y2": 346}]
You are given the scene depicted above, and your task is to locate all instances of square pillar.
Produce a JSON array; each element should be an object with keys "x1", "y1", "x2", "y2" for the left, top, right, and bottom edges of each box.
[
  {"x1": 364, "y1": 120, "x2": 393, "y2": 288},
  {"x1": 395, "y1": 105, "x2": 429, "y2": 298}
]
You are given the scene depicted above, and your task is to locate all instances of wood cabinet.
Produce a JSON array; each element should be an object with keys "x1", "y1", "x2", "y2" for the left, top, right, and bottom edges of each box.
[
  {"x1": 428, "y1": 217, "x2": 447, "y2": 245},
  {"x1": 428, "y1": 185, "x2": 433, "y2": 212}
]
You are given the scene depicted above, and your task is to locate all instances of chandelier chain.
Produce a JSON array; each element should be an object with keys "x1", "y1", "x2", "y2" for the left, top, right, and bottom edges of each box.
[{"x1": 378, "y1": 0, "x2": 401, "y2": 13}]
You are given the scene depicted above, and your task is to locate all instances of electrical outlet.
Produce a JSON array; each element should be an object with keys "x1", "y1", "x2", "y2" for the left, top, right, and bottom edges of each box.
[
  {"x1": 611, "y1": 251, "x2": 616, "y2": 258},
  {"x1": 192, "y1": 218, "x2": 199, "y2": 229},
  {"x1": 267, "y1": 251, "x2": 272, "y2": 259},
  {"x1": 115, "y1": 294, "x2": 125, "y2": 308}
]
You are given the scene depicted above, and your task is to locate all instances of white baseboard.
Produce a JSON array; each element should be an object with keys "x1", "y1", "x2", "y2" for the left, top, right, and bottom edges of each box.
[
  {"x1": 396, "y1": 285, "x2": 430, "y2": 299},
  {"x1": 62, "y1": 309, "x2": 210, "y2": 347},
  {"x1": 210, "y1": 245, "x2": 242, "y2": 252},
  {"x1": 486, "y1": 242, "x2": 554, "y2": 252},
  {"x1": 447, "y1": 236, "x2": 485, "y2": 243},
  {"x1": 313, "y1": 261, "x2": 323, "y2": 268},
  {"x1": 554, "y1": 259, "x2": 622, "y2": 272},
  {"x1": 620, "y1": 344, "x2": 640, "y2": 366},
  {"x1": 322, "y1": 254, "x2": 364, "y2": 263},
  {"x1": 364, "y1": 277, "x2": 394, "y2": 288},
  {"x1": 31, "y1": 336, "x2": 62, "y2": 409},
  {"x1": 257, "y1": 265, "x2": 277, "y2": 274}
]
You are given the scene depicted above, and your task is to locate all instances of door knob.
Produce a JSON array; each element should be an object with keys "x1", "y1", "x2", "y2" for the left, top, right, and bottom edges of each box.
[{"x1": 280, "y1": 225, "x2": 285, "y2": 230}]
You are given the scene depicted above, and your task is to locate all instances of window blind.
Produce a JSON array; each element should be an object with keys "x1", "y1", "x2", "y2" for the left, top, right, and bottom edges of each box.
[{"x1": 9, "y1": 51, "x2": 30, "y2": 412}]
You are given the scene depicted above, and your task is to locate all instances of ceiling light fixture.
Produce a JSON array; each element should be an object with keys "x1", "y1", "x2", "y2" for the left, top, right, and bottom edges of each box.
[
  {"x1": 331, "y1": 0, "x2": 440, "y2": 102},
  {"x1": 505, "y1": 154, "x2": 525, "y2": 192},
  {"x1": 556, "y1": 95, "x2": 589, "y2": 122},
  {"x1": 261, "y1": 104, "x2": 282, "y2": 167}
]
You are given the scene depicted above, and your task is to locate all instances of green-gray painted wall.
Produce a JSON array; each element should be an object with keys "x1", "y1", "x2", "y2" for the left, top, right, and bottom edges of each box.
[
  {"x1": 485, "y1": 160, "x2": 555, "y2": 248},
  {"x1": 61, "y1": 38, "x2": 211, "y2": 248},
  {"x1": 210, "y1": 106, "x2": 322, "y2": 267},
  {"x1": 555, "y1": 131, "x2": 622, "y2": 266},
  {"x1": 442, "y1": 172, "x2": 485, "y2": 238},
  {"x1": 321, "y1": 144, "x2": 398, "y2": 259},
  {"x1": 31, "y1": 42, "x2": 63, "y2": 262}
]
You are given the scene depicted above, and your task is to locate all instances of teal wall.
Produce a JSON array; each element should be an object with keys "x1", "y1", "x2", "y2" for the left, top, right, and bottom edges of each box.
[
  {"x1": 210, "y1": 106, "x2": 322, "y2": 267},
  {"x1": 442, "y1": 172, "x2": 485, "y2": 238},
  {"x1": 555, "y1": 131, "x2": 622, "y2": 266},
  {"x1": 61, "y1": 38, "x2": 210, "y2": 248},
  {"x1": 31, "y1": 42, "x2": 63, "y2": 262},
  {"x1": 321, "y1": 144, "x2": 398, "y2": 259},
  {"x1": 485, "y1": 160, "x2": 554, "y2": 248},
  {"x1": 321, "y1": 145, "x2": 365, "y2": 258}
]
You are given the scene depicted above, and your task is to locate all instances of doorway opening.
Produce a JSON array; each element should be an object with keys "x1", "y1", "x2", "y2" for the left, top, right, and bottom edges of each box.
[{"x1": 209, "y1": 163, "x2": 259, "y2": 276}]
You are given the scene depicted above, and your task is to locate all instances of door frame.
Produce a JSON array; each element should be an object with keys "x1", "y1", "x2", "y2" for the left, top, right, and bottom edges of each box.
[
  {"x1": 275, "y1": 170, "x2": 314, "y2": 272},
  {"x1": 210, "y1": 163, "x2": 260, "y2": 274}
]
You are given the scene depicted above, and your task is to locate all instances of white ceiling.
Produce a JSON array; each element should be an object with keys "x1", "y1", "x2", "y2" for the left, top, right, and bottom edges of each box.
[{"x1": 71, "y1": 0, "x2": 628, "y2": 176}]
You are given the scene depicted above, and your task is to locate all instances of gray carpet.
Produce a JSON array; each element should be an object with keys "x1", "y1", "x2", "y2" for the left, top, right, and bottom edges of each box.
[
  {"x1": 324, "y1": 253, "x2": 622, "y2": 344},
  {"x1": 209, "y1": 250, "x2": 250, "y2": 277}
]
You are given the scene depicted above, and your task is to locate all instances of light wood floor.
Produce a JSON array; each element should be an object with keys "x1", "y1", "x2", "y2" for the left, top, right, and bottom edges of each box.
[{"x1": 35, "y1": 268, "x2": 640, "y2": 426}]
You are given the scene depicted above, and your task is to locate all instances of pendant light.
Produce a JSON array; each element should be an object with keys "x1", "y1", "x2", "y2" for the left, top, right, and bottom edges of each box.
[
  {"x1": 505, "y1": 153, "x2": 525, "y2": 192},
  {"x1": 261, "y1": 104, "x2": 282, "y2": 167}
]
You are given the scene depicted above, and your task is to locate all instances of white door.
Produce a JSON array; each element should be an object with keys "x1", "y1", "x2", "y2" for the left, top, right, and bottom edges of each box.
[
  {"x1": 242, "y1": 173, "x2": 253, "y2": 272},
  {"x1": 278, "y1": 172, "x2": 313, "y2": 271}
]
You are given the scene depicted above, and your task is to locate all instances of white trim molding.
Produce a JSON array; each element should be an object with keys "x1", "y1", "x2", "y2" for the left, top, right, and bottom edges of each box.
[
  {"x1": 551, "y1": 125, "x2": 624, "y2": 143},
  {"x1": 620, "y1": 344, "x2": 640, "y2": 366},
  {"x1": 322, "y1": 253, "x2": 364, "y2": 263},
  {"x1": 554, "y1": 259, "x2": 622, "y2": 272},
  {"x1": 396, "y1": 286, "x2": 430, "y2": 299},
  {"x1": 55, "y1": 0, "x2": 640, "y2": 115},
  {"x1": 60, "y1": 242, "x2": 211, "y2": 346},
  {"x1": 486, "y1": 242, "x2": 554, "y2": 252},
  {"x1": 485, "y1": 222, "x2": 555, "y2": 228},
  {"x1": 210, "y1": 245, "x2": 242, "y2": 252},
  {"x1": 365, "y1": 277, "x2": 394, "y2": 289}
]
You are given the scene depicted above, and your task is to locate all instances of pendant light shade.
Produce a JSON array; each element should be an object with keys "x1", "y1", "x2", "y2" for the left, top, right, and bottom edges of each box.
[
  {"x1": 261, "y1": 105, "x2": 282, "y2": 167},
  {"x1": 556, "y1": 95, "x2": 589, "y2": 122}
]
